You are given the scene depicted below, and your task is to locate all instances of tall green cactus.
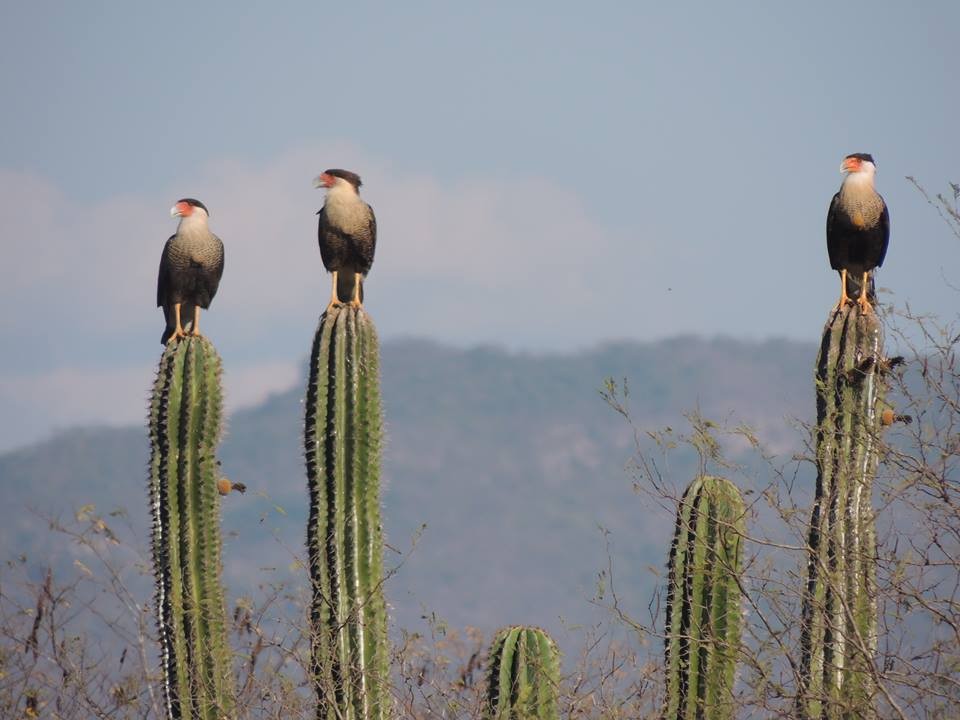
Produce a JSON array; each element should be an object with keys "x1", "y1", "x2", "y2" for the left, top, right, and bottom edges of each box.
[
  {"x1": 485, "y1": 626, "x2": 560, "y2": 720},
  {"x1": 148, "y1": 336, "x2": 235, "y2": 720},
  {"x1": 305, "y1": 306, "x2": 389, "y2": 720},
  {"x1": 798, "y1": 304, "x2": 884, "y2": 719},
  {"x1": 664, "y1": 475, "x2": 744, "y2": 720}
]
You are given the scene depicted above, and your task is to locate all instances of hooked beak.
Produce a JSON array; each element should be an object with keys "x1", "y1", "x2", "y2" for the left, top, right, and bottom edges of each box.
[
  {"x1": 313, "y1": 174, "x2": 329, "y2": 189},
  {"x1": 170, "y1": 205, "x2": 182, "y2": 217}
]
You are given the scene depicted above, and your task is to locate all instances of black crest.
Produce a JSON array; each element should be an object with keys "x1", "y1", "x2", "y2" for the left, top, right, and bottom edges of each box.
[
  {"x1": 845, "y1": 153, "x2": 875, "y2": 165},
  {"x1": 177, "y1": 198, "x2": 209, "y2": 215},
  {"x1": 325, "y1": 169, "x2": 363, "y2": 189}
]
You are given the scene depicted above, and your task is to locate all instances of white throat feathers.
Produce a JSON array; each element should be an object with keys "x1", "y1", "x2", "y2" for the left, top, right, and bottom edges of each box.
[
  {"x1": 839, "y1": 167, "x2": 883, "y2": 229},
  {"x1": 323, "y1": 178, "x2": 369, "y2": 233},
  {"x1": 177, "y1": 208, "x2": 210, "y2": 236}
]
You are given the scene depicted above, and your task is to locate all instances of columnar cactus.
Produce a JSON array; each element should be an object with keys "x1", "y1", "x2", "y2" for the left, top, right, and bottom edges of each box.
[
  {"x1": 485, "y1": 626, "x2": 560, "y2": 720},
  {"x1": 304, "y1": 306, "x2": 389, "y2": 720},
  {"x1": 798, "y1": 304, "x2": 885, "y2": 719},
  {"x1": 664, "y1": 475, "x2": 744, "y2": 720},
  {"x1": 148, "y1": 336, "x2": 235, "y2": 720}
]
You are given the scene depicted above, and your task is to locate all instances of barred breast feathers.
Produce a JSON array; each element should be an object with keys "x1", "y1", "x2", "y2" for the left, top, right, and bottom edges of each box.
[
  {"x1": 169, "y1": 222, "x2": 223, "y2": 267},
  {"x1": 839, "y1": 175, "x2": 884, "y2": 229}
]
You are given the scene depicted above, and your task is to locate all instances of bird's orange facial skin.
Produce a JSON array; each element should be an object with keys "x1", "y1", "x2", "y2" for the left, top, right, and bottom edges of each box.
[
  {"x1": 320, "y1": 173, "x2": 334, "y2": 188},
  {"x1": 842, "y1": 157, "x2": 862, "y2": 173}
]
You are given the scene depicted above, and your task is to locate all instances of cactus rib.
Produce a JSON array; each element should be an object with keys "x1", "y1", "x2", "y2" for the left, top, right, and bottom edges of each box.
[
  {"x1": 798, "y1": 304, "x2": 884, "y2": 719},
  {"x1": 485, "y1": 625, "x2": 560, "y2": 719},
  {"x1": 305, "y1": 306, "x2": 389, "y2": 720},
  {"x1": 148, "y1": 337, "x2": 235, "y2": 719},
  {"x1": 664, "y1": 475, "x2": 744, "y2": 720}
]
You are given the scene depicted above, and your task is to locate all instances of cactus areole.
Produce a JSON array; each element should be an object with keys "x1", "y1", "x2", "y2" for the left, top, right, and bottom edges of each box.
[
  {"x1": 485, "y1": 626, "x2": 561, "y2": 720},
  {"x1": 798, "y1": 305, "x2": 885, "y2": 719},
  {"x1": 148, "y1": 337, "x2": 235, "y2": 719},
  {"x1": 305, "y1": 306, "x2": 389, "y2": 720},
  {"x1": 664, "y1": 475, "x2": 744, "y2": 720}
]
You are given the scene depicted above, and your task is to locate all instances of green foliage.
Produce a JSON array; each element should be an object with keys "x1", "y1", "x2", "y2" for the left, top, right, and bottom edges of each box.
[
  {"x1": 664, "y1": 475, "x2": 744, "y2": 720},
  {"x1": 797, "y1": 304, "x2": 886, "y2": 719},
  {"x1": 305, "y1": 306, "x2": 389, "y2": 720},
  {"x1": 148, "y1": 336, "x2": 235, "y2": 720},
  {"x1": 485, "y1": 625, "x2": 560, "y2": 720}
]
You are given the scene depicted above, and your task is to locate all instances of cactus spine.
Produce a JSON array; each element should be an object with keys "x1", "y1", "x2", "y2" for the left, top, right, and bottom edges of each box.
[
  {"x1": 148, "y1": 337, "x2": 235, "y2": 719},
  {"x1": 664, "y1": 475, "x2": 744, "y2": 720},
  {"x1": 798, "y1": 305, "x2": 884, "y2": 719},
  {"x1": 485, "y1": 626, "x2": 561, "y2": 720},
  {"x1": 305, "y1": 306, "x2": 389, "y2": 720}
]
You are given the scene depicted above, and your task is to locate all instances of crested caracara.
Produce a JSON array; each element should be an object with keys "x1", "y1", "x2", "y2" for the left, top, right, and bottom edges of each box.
[
  {"x1": 826, "y1": 153, "x2": 890, "y2": 314},
  {"x1": 314, "y1": 169, "x2": 377, "y2": 313},
  {"x1": 157, "y1": 199, "x2": 225, "y2": 344}
]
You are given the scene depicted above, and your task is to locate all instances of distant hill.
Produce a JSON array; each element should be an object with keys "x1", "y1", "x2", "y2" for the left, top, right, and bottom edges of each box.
[{"x1": 0, "y1": 336, "x2": 816, "y2": 643}]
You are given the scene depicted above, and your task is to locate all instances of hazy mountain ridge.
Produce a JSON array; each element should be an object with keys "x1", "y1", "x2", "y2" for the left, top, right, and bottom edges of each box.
[{"x1": 0, "y1": 335, "x2": 816, "y2": 640}]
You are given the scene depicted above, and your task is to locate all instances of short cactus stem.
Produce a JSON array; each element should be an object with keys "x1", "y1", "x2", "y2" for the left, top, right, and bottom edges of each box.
[
  {"x1": 664, "y1": 475, "x2": 744, "y2": 720},
  {"x1": 485, "y1": 626, "x2": 561, "y2": 720},
  {"x1": 148, "y1": 336, "x2": 235, "y2": 720},
  {"x1": 305, "y1": 306, "x2": 389, "y2": 720},
  {"x1": 797, "y1": 304, "x2": 885, "y2": 719}
]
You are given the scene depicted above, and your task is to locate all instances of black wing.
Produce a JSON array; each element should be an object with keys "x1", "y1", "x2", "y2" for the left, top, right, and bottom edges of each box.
[
  {"x1": 317, "y1": 207, "x2": 344, "y2": 272},
  {"x1": 156, "y1": 234, "x2": 175, "y2": 307},
  {"x1": 825, "y1": 192, "x2": 843, "y2": 271},
  {"x1": 356, "y1": 203, "x2": 377, "y2": 273},
  {"x1": 876, "y1": 197, "x2": 890, "y2": 268},
  {"x1": 199, "y1": 233, "x2": 225, "y2": 307}
]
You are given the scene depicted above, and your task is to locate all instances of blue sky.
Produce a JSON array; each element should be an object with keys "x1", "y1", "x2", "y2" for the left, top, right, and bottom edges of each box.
[{"x1": 1, "y1": 2, "x2": 958, "y2": 450}]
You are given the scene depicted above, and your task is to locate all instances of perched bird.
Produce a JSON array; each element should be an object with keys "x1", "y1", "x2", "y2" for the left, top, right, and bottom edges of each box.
[
  {"x1": 314, "y1": 169, "x2": 377, "y2": 313},
  {"x1": 157, "y1": 199, "x2": 225, "y2": 344},
  {"x1": 826, "y1": 153, "x2": 890, "y2": 314}
]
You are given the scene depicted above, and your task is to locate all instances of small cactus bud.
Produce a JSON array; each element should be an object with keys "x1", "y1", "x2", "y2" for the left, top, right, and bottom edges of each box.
[{"x1": 217, "y1": 477, "x2": 246, "y2": 496}]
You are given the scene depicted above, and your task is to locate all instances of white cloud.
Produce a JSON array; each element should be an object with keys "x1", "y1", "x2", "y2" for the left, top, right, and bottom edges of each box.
[
  {"x1": 0, "y1": 143, "x2": 676, "y2": 450},
  {"x1": 1, "y1": 143, "x2": 951, "y2": 454},
  {"x1": 0, "y1": 360, "x2": 299, "y2": 453},
  {"x1": 222, "y1": 360, "x2": 299, "y2": 410},
  {"x1": 0, "y1": 144, "x2": 663, "y2": 350}
]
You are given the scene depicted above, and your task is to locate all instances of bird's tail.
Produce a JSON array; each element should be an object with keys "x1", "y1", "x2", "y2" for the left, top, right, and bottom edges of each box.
[
  {"x1": 160, "y1": 302, "x2": 196, "y2": 344},
  {"x1": 336, "y1": 273, "x2": 364, "y2": 304}
]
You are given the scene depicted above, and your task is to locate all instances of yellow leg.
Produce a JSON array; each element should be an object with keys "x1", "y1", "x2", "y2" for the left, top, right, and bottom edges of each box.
[
  {"x1": 167, "y1": 303, "x2": 188, "y2": 343},
  {"x1": 190, "y1": 305, "x2": 203, "y2": 336},
  {"x1": 325, "y1": 271, "x2": 342, "y2": 315},
  {"x1": 833, "y1": 269, "x2": 851, "y2": 312},
  {"x1": 857, "y1": 271, "x2": 873, "y2": 314},
  {"x1": 348, "y1": 272, "x2": 363, "y2": 308}
]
